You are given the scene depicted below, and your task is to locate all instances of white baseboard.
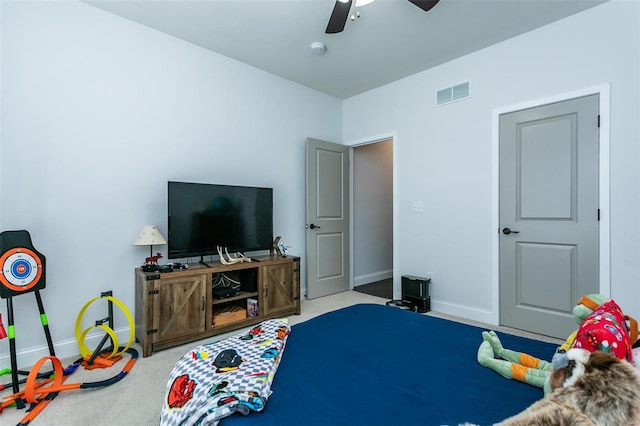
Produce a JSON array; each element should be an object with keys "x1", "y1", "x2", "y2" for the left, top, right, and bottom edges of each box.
[
  {"x1": 429, "y1": 299, "x2": 497, "y2": 326},
  {"x1": 0, "y1": 326, "x2": 133, "y2": 370},
  {"x1": 353, "y1": 269, "x2": 392, "y2": 287}
]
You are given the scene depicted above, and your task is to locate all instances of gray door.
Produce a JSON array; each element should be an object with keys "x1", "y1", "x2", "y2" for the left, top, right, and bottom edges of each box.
[
  {"x1": 305, "y1": 138, "x2": 350, "y2": 299},
  {"x1": 499, "y1": 94, "x2": 599, "y2": 339}
]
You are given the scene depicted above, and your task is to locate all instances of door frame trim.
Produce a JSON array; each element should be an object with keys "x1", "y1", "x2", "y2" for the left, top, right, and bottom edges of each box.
[
  {"x1": 345, "y1": 131, "x2": 399, "y2": 299},
  {"x1": 491, "y1": 84, "x2": 611, "y2": 325}
]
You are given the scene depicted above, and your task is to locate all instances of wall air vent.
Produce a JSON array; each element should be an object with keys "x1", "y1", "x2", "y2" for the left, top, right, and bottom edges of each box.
[
  {"x1": 437, "y1": 87, "x2": 452, "y2": 105},
  {"x1": 436, "y1": 81, "x2": 470, "y2": 106}
]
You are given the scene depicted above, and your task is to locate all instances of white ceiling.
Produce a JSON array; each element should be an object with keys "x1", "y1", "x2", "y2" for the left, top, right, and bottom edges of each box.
[{"x1": 85, "y1": 0, "x2": 607, "y2": 99}]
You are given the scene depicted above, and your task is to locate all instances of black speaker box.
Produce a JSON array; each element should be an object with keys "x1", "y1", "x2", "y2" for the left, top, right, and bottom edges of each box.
[{"x1": 240, "y1": 269, "x2": 258, "y2": 292}]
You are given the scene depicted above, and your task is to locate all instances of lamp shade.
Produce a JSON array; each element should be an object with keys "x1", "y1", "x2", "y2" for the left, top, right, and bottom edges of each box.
[{"x1": 133, "y1": 225, "x2": 167, "y2": 246}]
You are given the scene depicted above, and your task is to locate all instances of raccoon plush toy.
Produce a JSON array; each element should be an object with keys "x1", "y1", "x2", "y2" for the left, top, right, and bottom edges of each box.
[{"x1": 497, "y1": 349, "x2": 640, "y2": 426}]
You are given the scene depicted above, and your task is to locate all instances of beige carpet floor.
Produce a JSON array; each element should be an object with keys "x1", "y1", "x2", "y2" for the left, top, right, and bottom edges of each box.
[{"x1": 0, "y1": 291, "x2": 560, "y2": 425}]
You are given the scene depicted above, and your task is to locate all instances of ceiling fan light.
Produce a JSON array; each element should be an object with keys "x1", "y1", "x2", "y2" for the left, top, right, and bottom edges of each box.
[
  {"x1": 338, "y1": 0, "x2": 350, "y2": 3},
  {"x1": 355, "y1": 0, "x2": 374, "y2": 6}
]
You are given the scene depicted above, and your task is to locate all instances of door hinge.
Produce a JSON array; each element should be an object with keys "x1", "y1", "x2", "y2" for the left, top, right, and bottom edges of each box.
[
  {"x1": 597, "y1": 208, "x2": 600, "y2": 221},
  {"x1": 146, "y1": 329, "x2": 158, "y2": 335},
  {"x1": 597, "y1": 115, "x2": 600, "y2": 128},
  {"x1": 148, "y1": 289, "x2": 160, "y2": 296}
]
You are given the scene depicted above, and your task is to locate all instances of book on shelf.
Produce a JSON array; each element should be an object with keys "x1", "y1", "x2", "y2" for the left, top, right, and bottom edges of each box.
[{"x1": 247, "y1": 298, "x2": 259, "y2": 317}]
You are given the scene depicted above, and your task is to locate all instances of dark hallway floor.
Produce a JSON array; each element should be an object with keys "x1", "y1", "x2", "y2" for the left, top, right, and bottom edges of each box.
[{"x1": 353, "y1": 278, "x2": 392, "y2": 299}]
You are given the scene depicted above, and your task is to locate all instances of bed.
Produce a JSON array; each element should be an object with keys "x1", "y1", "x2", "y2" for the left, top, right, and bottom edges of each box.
[{"x1": 163, "y1": 303, "x2": 558, "y2": 425}]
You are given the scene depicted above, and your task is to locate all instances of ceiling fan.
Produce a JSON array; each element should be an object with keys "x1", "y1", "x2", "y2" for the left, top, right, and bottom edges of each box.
[{"x1": 325, "y1": 0, "x2": 440, "y2": 34}]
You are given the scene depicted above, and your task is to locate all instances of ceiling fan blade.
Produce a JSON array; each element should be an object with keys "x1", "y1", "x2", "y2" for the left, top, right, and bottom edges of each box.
[
  {"x1": 408, "y1": 0, "x2": 440, "y2": 12},
  {"x1": 325, "y1": 0, "x2": 353, "y2": 34}
]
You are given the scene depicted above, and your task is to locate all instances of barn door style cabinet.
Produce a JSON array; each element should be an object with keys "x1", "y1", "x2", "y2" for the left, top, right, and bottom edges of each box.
[{"x1": 135, "y1": 255, "x2": 300, "y2": 357}]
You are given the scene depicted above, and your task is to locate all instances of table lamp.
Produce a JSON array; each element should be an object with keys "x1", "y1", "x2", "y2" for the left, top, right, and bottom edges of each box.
[{"x1": 133, "y1": 225, "x2": 167, "y2": 271}]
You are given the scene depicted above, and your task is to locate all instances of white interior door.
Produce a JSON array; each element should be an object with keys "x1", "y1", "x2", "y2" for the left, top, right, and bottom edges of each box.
[
  {"x1": 305, "y1": 138, "x2": 350, "y2": 299},
  {"x1": 499, "y1": 94, "x2": 599, "y2": 339}
]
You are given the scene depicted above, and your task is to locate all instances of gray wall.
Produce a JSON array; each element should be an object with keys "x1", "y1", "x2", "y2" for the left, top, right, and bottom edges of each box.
[
  {"x1": 353, "y1": 139, "x2": 393, "y2": 286},
  {"x1": 344, "y1": 1, "x2": 640, "y2": 323},
  {"x1": 0, "y1": 1, "x2": 341, "y2": 368},
  {"x1": 2, "y1": 0, "x2": 639, "y2": 367}
]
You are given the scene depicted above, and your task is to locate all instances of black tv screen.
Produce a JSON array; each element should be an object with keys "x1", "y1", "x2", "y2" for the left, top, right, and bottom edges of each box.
[{"x1": 168, "y1": 181, "x2": 273, "y2": 259}]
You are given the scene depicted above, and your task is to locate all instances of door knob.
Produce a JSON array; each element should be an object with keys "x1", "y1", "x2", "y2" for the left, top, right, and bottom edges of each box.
[
  {"x1": 308, "y1": 224, "x2": 320, "y2": 230},
  {"x1": 502, "y1": 227, "x2": 519, "y2": 235}
]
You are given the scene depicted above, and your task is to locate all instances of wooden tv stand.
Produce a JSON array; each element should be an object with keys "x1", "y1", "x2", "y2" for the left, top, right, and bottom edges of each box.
[{"x1": 134, "y1": 254, "x2": 300, "y2": 357}]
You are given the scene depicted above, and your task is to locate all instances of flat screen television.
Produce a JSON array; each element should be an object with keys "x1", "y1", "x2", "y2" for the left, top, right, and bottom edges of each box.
[{"x1": 167, "y1": 181, "x2": 273, "y2": 259}]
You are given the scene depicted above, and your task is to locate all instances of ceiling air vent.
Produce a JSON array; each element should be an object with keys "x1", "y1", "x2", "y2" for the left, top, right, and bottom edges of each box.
[{"x1": 436, "y1": 81, "x2": 470, "y2": 106}]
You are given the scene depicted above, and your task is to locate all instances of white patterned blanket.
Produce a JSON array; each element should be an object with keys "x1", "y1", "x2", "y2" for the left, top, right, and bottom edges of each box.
[{"x1": 160, "y1": 318, "x2": 290, "y2": 426}]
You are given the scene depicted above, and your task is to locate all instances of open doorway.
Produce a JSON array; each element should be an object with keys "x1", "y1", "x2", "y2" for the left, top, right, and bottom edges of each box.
[{"x1": 352, "y1": 138, "x2": 394, "y2": 299}]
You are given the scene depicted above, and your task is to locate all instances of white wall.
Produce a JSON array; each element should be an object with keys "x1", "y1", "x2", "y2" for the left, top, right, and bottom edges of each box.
[
  {"x1": 0, "y1": 1, "x2": 341, "y2": 368},
  {"x1": 0, "y1": 2, "x2": 3, "y2": 232},
  {"x1": 344, "y1": 1, "x2": 640, "y2": 322}
]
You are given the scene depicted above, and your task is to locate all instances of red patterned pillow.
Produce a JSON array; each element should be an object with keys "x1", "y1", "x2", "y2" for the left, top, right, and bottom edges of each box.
[{"x1": 572, "y1": 299, "x2": 632, "y2": 362}]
